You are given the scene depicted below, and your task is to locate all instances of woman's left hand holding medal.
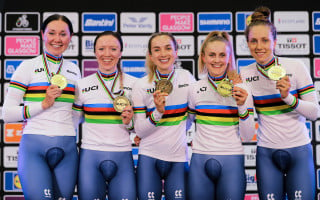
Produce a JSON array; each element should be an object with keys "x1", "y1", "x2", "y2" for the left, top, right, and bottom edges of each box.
[
  {"x1": 42, "y1": 85, "x2": 62, "y2": 109},
  {"x1": 276, "y1": 76, "x2": 291, "y2": 98},
  {"x1": 121, "y1": 105, "x2": 134, "y2": 125},
  {"x1": 153, "y1": 90, "x2": 168, "y2": 114},
  {"x1": 232, "y1": 86, "x2": 248, "y2": 106}
]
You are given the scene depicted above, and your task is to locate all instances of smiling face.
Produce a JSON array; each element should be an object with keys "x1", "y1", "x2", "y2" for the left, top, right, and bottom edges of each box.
[
  {"x1": 247, "y1": 25, "x2": 276, "y2": 65},
  {"x1": 202, "y1": 40, "x2": 231, "y2": 77},
  {"x1": 149, "y1": 35, "x2": 178, "y2": 74},
  {"x1": 42, "y1": 20, "x2": 72, "y2": 57},
  {"x1": 94, "y1": 35, "x2": 122, "y2": 74}
]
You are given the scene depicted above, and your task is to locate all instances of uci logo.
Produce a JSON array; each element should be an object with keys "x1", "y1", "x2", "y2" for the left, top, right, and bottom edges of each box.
[
  {"x1": 246, "y1": 76, "x2": 259, "y2": 82},
  {"x1": 35, "y1": 68, "x2": 44, "y2": 73},
  {"x1": 147, "y1": 88, "x2": 155, "y2": 94},
  {"x1": 197, "y1": 86, "x2": 207, "y2": 93},
  {"x1": 82, "y1": 85, "x2": 99, "y2": 93}
]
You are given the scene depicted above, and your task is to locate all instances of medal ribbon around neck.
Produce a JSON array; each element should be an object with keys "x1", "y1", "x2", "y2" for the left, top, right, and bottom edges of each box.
[
  {"x1": 154, "y1": 68, "x2": 175, "y2": 83},
  {"x1": 256, "y1": 56, "x2": 279, "y2": 79},
  {"x1": 96, "y1": 70, "x2": 124, "y2": 101},
  {"x1": 207, "y1": 72, "x2": 227, "y2": 92},
  {"x1": 42, "y1": 52, "x2": 64, "y2": 83}
]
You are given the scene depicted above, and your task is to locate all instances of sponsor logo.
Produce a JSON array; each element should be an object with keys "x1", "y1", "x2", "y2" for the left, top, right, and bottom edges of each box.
[
  {"x1": 175, "y1": 35, "x2": 194, "y2": 56},
  {"x1": 313, "y1": 12, "x2": 320, "y2": 31},
  {"x1": 244, "y1": 145, "x2": 256, "y2": 167},
  {"x1": 245, "y1": 169, "x2": 257, "y2": 191},
  {"x1": 82, "y1": 59, "x2": 98, "y2": 77},
  {"x1": 314, "y1": 81, "x2": 320, "y2": 104},
  {"x1": 63, "y1": 36, "x2": 79, "y2": 56},
  {"x1": 81, "y1": 35, "x2": 95, "y2": 57},
  {"x1": 197, "y1": 12, "x2": 232, "y2": 32},
  {"x1": 237, "y1": 58, "x2": 255, "y2": 69},
  {"x1": 159, "y1": 13, "x2": 194, "y2": 32},
  {"x1": 5, "y1": 12, "x2": 40, "y2": 32},
  {"x1": 236, "y1": 35, "x2": 250, "y2": 56},
  {"x1": 82, "y1": 13, "x2": 117, "y2": 32},
  {"x1": 313, "y1": 35, "x2": 320, "y2": 55},
  {"x1": 4, "y1": 146, "x2": 19, "y2": 168},
  {"x1": 175, "y1": 59, "x2": 195, "y2": 77},
  {"x1": 4, "y1": 171, "x2": 22, "y2": 192},
  {"x1": 120, "y1": 12, "x2": 155, "y2": 33},
  {"x1": 274, "y1": 11, "x2": 309, "y2": 32},
  {"x1": 43, "y1": 12, "x2": 79, "y2": 33},
  {"x1": 276, "y1": 34, "x2": 309, "y2": 55},
  {"x1": 5, "y1": 35, "x2": 40, "y2": 56},
  {"x1": 121, "y1": 59, "x2": 146, "y2": 78},
  {"x1": 122, "y1": 36, "x2": 149, "y2": 56},
  {"x1": 4, "y1": 196, "x2": 25, "y2": 200},
  {"x1": 82, "y1": 85, "x2": 99, "y2": 93},
  {"x1": 4, "y1": 123, "x2": 23, "y2": 143},
  {"x1": 315, "y1": 121, "x2": 320, "y2": 142},
  {"x1": 4, "y1": 59, "x2": 23, "y2": 80},
  {"x1": 236, "y1": 12, "x2": 253, "y2": 32},
  {"x1": 244, "y1": 194, "x2": 259, "y2": 200},
  {"x1": 245, "y1": 76, "x2": 259, "y2": 82}
]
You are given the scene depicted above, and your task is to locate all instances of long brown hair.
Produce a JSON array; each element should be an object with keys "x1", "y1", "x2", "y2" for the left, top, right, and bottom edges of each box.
[{"x1": 244, "y1": 6, "x2": 277, "y2": 42}]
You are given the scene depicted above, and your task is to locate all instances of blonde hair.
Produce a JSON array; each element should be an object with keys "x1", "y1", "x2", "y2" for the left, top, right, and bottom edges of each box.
[
  {"x1": 146, "y1": 32, "x2": 178, "y2": 83},
  {"x1": 198, "y1": 31, "x2": 237, "y2": 80}
]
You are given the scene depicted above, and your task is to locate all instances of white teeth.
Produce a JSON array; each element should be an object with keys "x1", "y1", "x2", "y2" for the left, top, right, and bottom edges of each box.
[{"x1": 160, "y1": 59, "x2": 169, "y2": 63}]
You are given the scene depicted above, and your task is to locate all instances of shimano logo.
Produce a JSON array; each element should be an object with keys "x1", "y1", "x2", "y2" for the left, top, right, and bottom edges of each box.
[
  {"x1": 85, "y1": 19, "x2": 115, "y2": 26},
  {"x1": 199, "y1": 19, "x2": 230, "y2": 25}
]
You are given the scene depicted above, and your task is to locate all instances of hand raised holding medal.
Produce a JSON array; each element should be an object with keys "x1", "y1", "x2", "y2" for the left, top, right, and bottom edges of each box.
[
  {"x1": 51, "y1": 74, "x2": 68, "y2": 90},
  {"x1": 113, "y1": 96, "x2": 131, "y2": 113},
  {"x1": 155, "y1": 79, "x2": 173, "y2": 94},
  {"x1": 217, "y1": 79, "x2": 233, "y2": 97},
  {"x1": 268, "y1": 65, "x2": 286, "y2": 81}
]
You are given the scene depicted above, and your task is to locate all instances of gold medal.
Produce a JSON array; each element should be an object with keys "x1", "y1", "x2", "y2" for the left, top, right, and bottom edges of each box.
[
  {"x1": 113, "y1": 96, "x2": 131, "y2": 112},
  {"x1": 217, "y1": 79, "x2": 233, "y2": 97},
  {"x1": 155, "y1": 79, "x2": 173, "y2": 94},
  {"x1": 51, "y1": 74, "x2": 67, "y2": 89},
  {"x1": 268, "y1": 65, "x2": 286, "y2": 81}
]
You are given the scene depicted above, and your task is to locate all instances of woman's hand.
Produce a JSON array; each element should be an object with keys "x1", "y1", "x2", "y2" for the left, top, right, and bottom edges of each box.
[
  {"x1": 276, "y1": 76, "x2": 291, "y2": 98},
  {"x1": 42, "y1": 85, "x2": 62, "y2": 109},
  {"x1": 232, "y1": 86, "x2": 248, "y2": 106},
  {"x1": 121, "y1": 105, "x2": 134, "y2": 125},
  {"x1": 153, "y1": 90, "x2": 168, "y2": 113},
  {"x1": 134, "y1": 135, "x2": 141, "y2": 146}
]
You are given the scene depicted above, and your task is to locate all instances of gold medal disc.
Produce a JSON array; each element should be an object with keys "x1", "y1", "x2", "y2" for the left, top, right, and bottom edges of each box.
[
  {"x1": 217, "y1": 80, "x2": 233, "y2": 97},
  {"x1": 51, "y1": 74, "x2": 68, "y2": 89},
  {"x1": 113, "y1": 96, "x2": 131, "y2": 112},
  {"x1": 268, "y1": 65, "x2": 286, "y2": 81},
  {"x1": 155, "y1": 79, "x2": 173, "y2": 94}
]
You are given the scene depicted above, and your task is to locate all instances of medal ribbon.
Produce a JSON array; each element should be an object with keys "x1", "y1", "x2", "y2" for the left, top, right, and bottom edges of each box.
[
  {"x1": 153, "y1": 69, "x2": 175, "y2": 85},
  {"x1": 256, "y1": 57, "x2": 279, "y2": 79},
  {"x1": 207, "y1": 71, "x2": 228, "y2": 92},
  {"x1": 42, "y1": 51, "x2": 64, "y2": 83},
  {"x1": 96, "y1": 70, "x2": 124, "y2": 101}
]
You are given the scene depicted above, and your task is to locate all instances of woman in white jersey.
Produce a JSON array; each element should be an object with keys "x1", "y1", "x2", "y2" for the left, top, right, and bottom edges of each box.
[
  {"x1": 132, "y1": 32, "x2": 195, "y2": 200},
  {"x1": 73, "y1": 31, "x2": 137, "y2": 200},
  {"x1": 240, "y1": 6, "x2": 319, "y2": 200},
  {"x1": 188, "y1": 31, "x2": 255, "y2": 200},
  {"x1": 2, "y1": 14, "x2": 81, "y2": 200}
]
